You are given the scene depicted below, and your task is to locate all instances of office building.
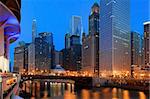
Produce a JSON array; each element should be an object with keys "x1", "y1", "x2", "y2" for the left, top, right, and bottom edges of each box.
[
  {"x1": 65, "y1": 33, "x2": 71, "y2": 49},
  {"x1": 54, "y1": 50, "x2": 60, "y2": 66},
  {"x1": 28, "y1": 43, "x2": 35, "y2": 71},
  {"x1": 14, "y1": 42, "x2": 30, "y2": 73},
  {"x1": 140, "y1": 36, "x2": 144, "y2": 66},
  {"x1": 70, "y1": 35, "x2": 80, "y2": 45},
  {"x1": 99, "y1": 0, "x2": 131, "y2": 76},
  {"x1": 60, "y1": 48, "x2": 71, "y2": 70},
  {"x1": 32, "y1": 19, "x2": 37, "y2": 43},
  {"x1": 61, "y1": 34, "x2": 81, "y2": 71},
  {"x1": 82, "y1": 3, "x2": 99, "y2": 76},
  {"x1": 144, "y1": 21, "x2": 150, "y2": 67},
  {"x1": 131, "y1": 32, "x2": 140, "y2": 76},
  {"x1": 71, "y1": 16, "x2": 82, "y2": 37},
  {"x1": 131, "y1": 32, "x2": 140, "y2": 66},
  {"x1": 70, "y1": 35, "x2": 82, "y2": 71},
  {"x1": 35, "y1": 32, "x2": 55, "y2": 70},
  {"x1": 28, "y1": 19, "x2": 37, "y2": 72},
  {"x1": 0, "y1": 0, "x2": 21, "y2": 72}
]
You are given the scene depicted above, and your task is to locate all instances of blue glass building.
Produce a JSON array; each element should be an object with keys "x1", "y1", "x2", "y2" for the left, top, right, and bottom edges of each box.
[{"x1": 99, "y1": 0, "x2": 131, "y2": 76}]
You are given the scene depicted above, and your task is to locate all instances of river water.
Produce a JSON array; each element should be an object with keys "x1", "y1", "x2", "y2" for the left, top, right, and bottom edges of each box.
[{"x1": 19, "y1": 80, "x2": 149, "y2": 99}]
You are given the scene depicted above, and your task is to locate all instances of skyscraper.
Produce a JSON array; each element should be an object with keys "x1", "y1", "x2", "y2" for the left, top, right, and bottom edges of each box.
[
  {"x1": 70, "y1": 35, "x2": 80, "y2": 45},
  {"x1": 65, "y1": 33, "x2": 71, "y2": 49},
  {"x1": 32, "y1": 19, "x2": 37, "y2": 43},
  {"x1": 70, "y1": 35, "x2": 82, "y2": 71},
  {"x1": 14, "y1": 42, "x2": 30, "y2": 73},
  {"x1": 35, "y1": 32, "x2": 55, "y2": 70},
  {"x1": 99, "y1": 0, "x2": 131, "y2": 76},
  {"x1": 60, "y1": 48, "x2": 71, "y2": 70},
  {"x1": 61, "y1": 34, "x2": 81, "y2": 71},
  {"x1": 131, "y1": 32, "x2": 140, "y2": 76},
  {"x1": 140, "y1": 36, "x2": 144, "y2": 66},
  {"x1": 144, "y1": 21, "x2": 150, "y2": 67},
  {"x1": 82, "y1": 3, "x2": 100, "y2": 76},
  {"x1": 131, "y1": 32, "x2": 140, "y2": 66},
  {"x1": 28, "y1": 43, "x2": 35, "y2": 71},
  {"x1": 54, "y1": 50, "x2": 60, "y2": 66},
  {"x1": 0, "y1": 0, "x2": 21, "y2": 72},
  {"x1": 71, "y1": 16, "x2": 82, "y2": 38},
  {"x1": 28, "y1": 19, "x2": 37, "y2": 71}
]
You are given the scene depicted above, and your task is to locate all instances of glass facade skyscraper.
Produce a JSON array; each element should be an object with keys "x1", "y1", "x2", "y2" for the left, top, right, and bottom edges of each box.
[
  {"x1": 71, "y1": 16, "x2": 82, "y2": 37},
  {"x1": 99, "y1": 0, "x2": 131, "y2": 76}
]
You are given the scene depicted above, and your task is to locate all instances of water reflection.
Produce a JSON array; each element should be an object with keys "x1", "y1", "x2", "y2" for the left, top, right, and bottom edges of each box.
[
  {"x1": 123, "y1": 90, "x2": 129, "y2": 99},
  {"x1": 112, "y1": 88, "x2": 118, "y2": 99},
  {"x1": 21, "y1": 80, "x2": 149, "y2": 99},
  {"x1": 22, "y1": 80, "x2": 75, "y2": 98},
  {"x1": 139, "y1": 92, "x2": 146, "y2": 99},
  {"x1": 92, "y1": 91, "x2": 100, "y2": 99},
  {"x1": 81, "y1": 89, "x2": 90, "y2": 99},
  {"x1": 64, "y1": 91, "x2": 76, "y2": 99}
]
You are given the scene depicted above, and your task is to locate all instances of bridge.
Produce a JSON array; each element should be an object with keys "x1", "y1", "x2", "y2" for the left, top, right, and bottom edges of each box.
[
  {"x1": 21, "y1": 74, "x2": 93, "y2": 89},
  {"x1": 21, "y1": 70, "x2": 150, "y2": 92}
]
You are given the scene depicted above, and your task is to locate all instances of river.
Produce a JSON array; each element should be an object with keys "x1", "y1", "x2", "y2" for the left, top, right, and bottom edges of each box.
[{"x1": 19, "y1": 80, "x2": 149, "y2": 99}]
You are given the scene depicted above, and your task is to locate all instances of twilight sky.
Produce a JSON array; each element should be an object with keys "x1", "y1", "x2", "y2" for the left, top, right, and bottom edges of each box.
[{"x1": 10, "y1": 0, "x2": 149, "y2": 68}]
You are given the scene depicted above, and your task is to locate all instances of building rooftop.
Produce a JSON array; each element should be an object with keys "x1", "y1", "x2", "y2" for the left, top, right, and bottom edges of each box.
[{"x1": 143, "y1": 21, "x2": 150, "y2": 25}]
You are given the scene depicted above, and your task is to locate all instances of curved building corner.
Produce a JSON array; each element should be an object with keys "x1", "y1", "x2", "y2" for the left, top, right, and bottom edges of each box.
[{"x1": 0, "y1": 0, "x2": 21, "y2": 72}]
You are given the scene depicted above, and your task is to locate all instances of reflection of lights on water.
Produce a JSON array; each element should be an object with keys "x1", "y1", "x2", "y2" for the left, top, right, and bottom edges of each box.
[
  {"x1": 112, "y1": 88, "x2": 118, "y2": 99},
  {"x1": 81, "y1": 89, "x2": 90, "y2": 99},
  {"x1": 123, "y1": 90, "x2": 129, "y2": 99},
  {"x1": 22, "y1": 80, "x2": 148, "y2": 99},
  {"x1": 139, "y1": 92, "x2": 146, "y2": 99},
  {"x1": 67, "y1": 83, "x2": 71, "y2": 92},
  {"x1": 30, "y1": 97, "x2": 35, "y2": 99},
  {"x1": 118, "y1": 88, "x2": 122, "y2": 99},
  {"x1": 37, "y1": 82, "x2": 40, "y2": 88},
  {"x1": 32, "y1": 82, "x2": 35, "y2": 96},
  {"x1": 57, "y1": 83, "x2": 61, "y2": 86},
  {"x1": 102, "y1": 88, "x2": 110, "y2": 93},
  {"x1": 57, "y1": 83, "x2": 61, "y2": 96},
  {"x1": 72, "y1": 84, "x2": 74, "y2": 92},
  {"x1": 50, "y1": 82, "x2": 52, "y2": 85},
  {"x1": 43, "y1": 91, "x2": 48, "y2": 98},
  {"x1": 62, "y1": 83, "x2": 65, "y2": 87},
  {"x1": 92, "y1": 92, "x2": 100, "y2": 99},
  {"x1": 112, "y1": 88, "x2": 117, "y2": 93},
  {"x1": 45, "y1": 82, "x2": 47, "y2": 85},
  {"x1": 54, "y1": 82, "x2": 57, "y2": 86},
  {"x1": 22, "y1": 83, "x2": 25, "y2": 91},
  {"x1": 64, "y1": 91, "x2": 76, "y2": 99}
]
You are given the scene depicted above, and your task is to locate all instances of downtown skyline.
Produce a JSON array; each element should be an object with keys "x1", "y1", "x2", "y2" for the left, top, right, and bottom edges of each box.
[
  {"x1": 0, "y1": 0, "x2": 149, "y2": 98},
  {"x1": 9, "y1": 0, "x2": 149, "y2": 67}
]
